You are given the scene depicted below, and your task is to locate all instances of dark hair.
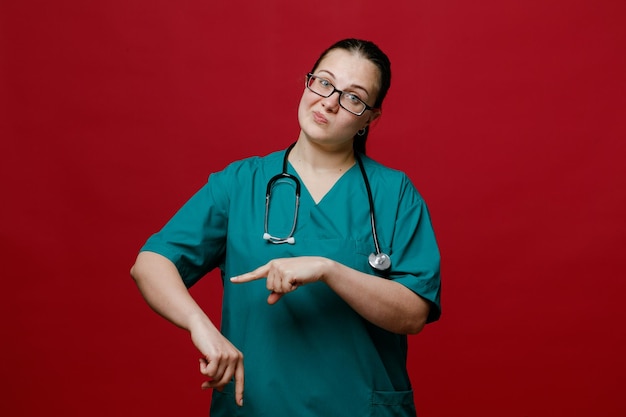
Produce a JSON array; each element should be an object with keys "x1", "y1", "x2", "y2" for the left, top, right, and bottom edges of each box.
[{"x1": 310, "y1": 38, "x2": 392, "y2": 154}]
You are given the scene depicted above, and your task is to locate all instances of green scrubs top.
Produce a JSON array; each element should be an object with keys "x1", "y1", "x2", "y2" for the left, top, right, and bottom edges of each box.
[{"x1": 141, "y1": 149, "x2": 441, "y2": 417}]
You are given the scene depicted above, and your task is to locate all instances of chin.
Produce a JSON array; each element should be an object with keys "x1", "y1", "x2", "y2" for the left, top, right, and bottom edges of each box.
[{"x1": 304, "y1": 136, "x2": 354, "y2": 151}]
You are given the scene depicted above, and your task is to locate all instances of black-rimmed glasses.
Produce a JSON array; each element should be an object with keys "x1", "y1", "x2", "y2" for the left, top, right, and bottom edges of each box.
[{"x1": 306, "y1": 73, "x2": 376, "y2": 116}]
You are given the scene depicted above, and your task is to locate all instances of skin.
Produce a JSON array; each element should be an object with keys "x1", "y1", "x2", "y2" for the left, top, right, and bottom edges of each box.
[
  {"x1": 131, "y1": 252, "x2": 245, "y2": 404},
  {"x1": 298, "y1": 49, "x2": 380, "y2": 152},
  {"x1": 130, "y1": 48, "x2": 430, "y2": 409},
  {"x1": 290, "y1": 49, "x2": 382, "y2": 202}
]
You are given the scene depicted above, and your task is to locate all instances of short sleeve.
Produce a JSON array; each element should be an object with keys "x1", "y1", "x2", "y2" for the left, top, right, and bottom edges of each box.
[
  {"x1": 389, "y1": 176, "x2": 442, "y2": 323},
  {"x1": 140, "y1": 170, "x2": 231, "y2": 287}
]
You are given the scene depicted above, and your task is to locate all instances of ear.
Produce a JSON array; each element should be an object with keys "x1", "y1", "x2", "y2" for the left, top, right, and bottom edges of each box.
[
  {"x1": 369, "y1": 109, "x2": 382, "y2": 123},
  {"x1": 363, "y1": 109, "x2": 382, "y2": 129}
]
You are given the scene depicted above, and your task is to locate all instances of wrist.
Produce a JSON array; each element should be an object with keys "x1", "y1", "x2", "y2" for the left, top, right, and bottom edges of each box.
[
  {"x1": 318, "y1": 257, "x2": 338, "y2": 284},
  {"x1": 186, "y1": 312, "x2": 214, "y2": 334}
]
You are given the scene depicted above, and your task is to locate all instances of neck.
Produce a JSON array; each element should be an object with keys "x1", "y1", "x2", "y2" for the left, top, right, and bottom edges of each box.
[{"x1": 289, "y1": 138, "x2": 355, "y2": 173}]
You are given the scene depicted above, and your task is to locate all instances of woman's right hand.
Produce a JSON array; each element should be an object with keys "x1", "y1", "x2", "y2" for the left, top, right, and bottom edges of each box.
[
  {"x1": 190, "y1": 319, "x2": 244, "y2": 407},
  {"x1": 130, "y1": 252, "x2": 245, "y2": 407}
]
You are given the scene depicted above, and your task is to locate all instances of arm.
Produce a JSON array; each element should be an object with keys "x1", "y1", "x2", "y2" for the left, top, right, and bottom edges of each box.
[
  {"x1": 131, "y1": 251, "x2": 244, "y2": 406},
  {"x1": 321, "y1": 259, "x2": 430, "y2": 334},
  {"x1": 230, "y1": 256, "x2": 430, "y2": 335}
]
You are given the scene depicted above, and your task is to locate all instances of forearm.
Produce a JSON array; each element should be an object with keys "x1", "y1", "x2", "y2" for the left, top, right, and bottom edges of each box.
[
  {"x1": 320, "y1": 259, "x2": 430, "y2": 334},
  {"x1": 131, "y1": 251, "x2": 244, "y2": 404},
  {"x1": 130, "y1": 251, "x2": 215, "y2": 332},
  {"x1": 231, "y1": 256, "x2": 431, "y2": 334}
]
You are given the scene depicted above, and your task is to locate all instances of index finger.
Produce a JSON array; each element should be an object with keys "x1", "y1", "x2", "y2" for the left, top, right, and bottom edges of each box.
[
  {"x1": 234, "y1": 357, "x2": 244, "y2": 406},
  {"x1": 230, "y1": 263, "x2": 270, "y2": 283}
]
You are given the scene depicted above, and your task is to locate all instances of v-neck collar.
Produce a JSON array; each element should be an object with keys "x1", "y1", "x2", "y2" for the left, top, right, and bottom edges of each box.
[{"x1": 287, "y1": 160, "x2": 358, "y2": 206}]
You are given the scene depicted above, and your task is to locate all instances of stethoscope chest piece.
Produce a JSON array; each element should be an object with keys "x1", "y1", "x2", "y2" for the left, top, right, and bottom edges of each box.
[{"x1": 369, "y1": 252, "x2": 391, "y2": 272}]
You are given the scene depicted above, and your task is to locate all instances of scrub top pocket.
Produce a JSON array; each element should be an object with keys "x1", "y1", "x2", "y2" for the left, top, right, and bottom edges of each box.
[{"x1": 370, "y1": 390, "x2": 417, "y2": 417}]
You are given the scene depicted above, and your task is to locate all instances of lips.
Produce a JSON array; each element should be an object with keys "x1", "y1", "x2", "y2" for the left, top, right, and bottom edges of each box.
[{"x1": 312, "y1": 111, "x2": 328, "y2": 124}]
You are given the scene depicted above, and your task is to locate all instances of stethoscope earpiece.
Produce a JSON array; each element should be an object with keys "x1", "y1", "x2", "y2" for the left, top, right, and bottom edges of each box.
[{"x1": 263, "y1": 233, "x2": 295, "y2": 245}]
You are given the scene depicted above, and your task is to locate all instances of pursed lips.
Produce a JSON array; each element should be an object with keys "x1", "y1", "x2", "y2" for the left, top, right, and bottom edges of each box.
[{"x1": 312, "y1": 111, "x2": 328, "y2": 124}]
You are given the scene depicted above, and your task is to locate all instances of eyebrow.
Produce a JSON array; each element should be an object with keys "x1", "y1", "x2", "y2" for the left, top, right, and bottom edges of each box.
[{"x1": 317, "y1": 70, "x2": 370, "y2": 97}]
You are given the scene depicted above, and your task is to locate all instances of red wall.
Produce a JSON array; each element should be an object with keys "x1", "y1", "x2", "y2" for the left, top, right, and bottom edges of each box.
[{"x1": 2, "y1": 1, "x2": 625, "y2": 416}]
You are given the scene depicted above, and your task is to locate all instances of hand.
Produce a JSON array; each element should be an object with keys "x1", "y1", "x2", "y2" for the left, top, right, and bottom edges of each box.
[
  {"x1": 230, "y1": 256, "x2": 331, "y2": 304},
  {"x1": 190, "y1": 319, "x2": 244, "y2": 406}
]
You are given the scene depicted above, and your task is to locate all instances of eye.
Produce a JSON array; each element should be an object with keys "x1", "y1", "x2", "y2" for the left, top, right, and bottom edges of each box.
[
  {"x1": 344, "y1": 93, "x2": 362, "y2": 104},
  {"x1": 318, "y1": 78, "x2": 331, "y2": 87}
]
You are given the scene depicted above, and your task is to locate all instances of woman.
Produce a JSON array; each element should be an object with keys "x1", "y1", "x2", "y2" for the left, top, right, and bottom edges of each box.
[{"x1": 131, "y1": 38, "x2": 441, "y2": 417}]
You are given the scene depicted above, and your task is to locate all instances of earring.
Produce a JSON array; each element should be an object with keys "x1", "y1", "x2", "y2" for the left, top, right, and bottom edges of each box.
[{"x1": 357, "y1": 127, "x2": 367, "y2": 136}]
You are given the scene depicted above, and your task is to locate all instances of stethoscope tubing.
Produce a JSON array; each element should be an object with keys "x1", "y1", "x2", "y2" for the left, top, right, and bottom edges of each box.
[
  {"x1": 264, "y1": 172, "x2": 300, "y2": 244},
  {"x1": 263, "y1": 143, "x2": 391, "y2": 271},
  {"x1": 355, "y1": 152, "x2": 382, "y2": 256}
]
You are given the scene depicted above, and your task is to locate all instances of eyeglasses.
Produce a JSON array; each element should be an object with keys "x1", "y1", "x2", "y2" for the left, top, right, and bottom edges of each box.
[{"x1": 306, "y1": 73, "x2": 376, "y2": 116}]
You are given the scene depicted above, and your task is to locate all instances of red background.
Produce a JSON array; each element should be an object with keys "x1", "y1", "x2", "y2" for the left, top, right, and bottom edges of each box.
[{"x1": 2, "y1": 1, "x2": 625, "y2": 416}]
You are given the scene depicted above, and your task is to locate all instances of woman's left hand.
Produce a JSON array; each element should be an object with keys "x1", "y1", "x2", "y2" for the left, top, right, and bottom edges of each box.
[{"x1": 230, "y1": 256, "x2": 331, "y2": 304}]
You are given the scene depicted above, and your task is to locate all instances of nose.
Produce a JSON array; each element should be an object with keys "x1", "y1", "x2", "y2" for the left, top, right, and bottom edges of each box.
[{"x1": 321, "y1": 91, "x2": 341, "y2": 112}]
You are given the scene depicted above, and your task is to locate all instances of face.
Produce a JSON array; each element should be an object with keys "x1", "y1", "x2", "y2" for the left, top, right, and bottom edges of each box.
[{"x1": 297, "y1": 49, "x2": 381, "y2": 149}]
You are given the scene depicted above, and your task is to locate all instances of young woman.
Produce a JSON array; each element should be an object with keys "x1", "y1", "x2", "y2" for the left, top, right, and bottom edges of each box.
[{"x1": 131, "y1": 38, "x2": 441, "y2": 417}]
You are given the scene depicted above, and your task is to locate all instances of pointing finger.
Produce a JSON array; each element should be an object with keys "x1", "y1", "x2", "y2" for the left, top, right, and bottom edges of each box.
[
  {"x1": 234, "y1": 358, "x2": 244, "y2": 406},
  {"x1": 230, "y1": 263, "x2": 270, "y2": 283}
]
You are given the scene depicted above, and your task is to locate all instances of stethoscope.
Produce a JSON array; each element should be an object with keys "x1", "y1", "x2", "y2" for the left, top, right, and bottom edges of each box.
[{"x1": 263, "y1": 143, "x2": 392, "y2": 272}]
